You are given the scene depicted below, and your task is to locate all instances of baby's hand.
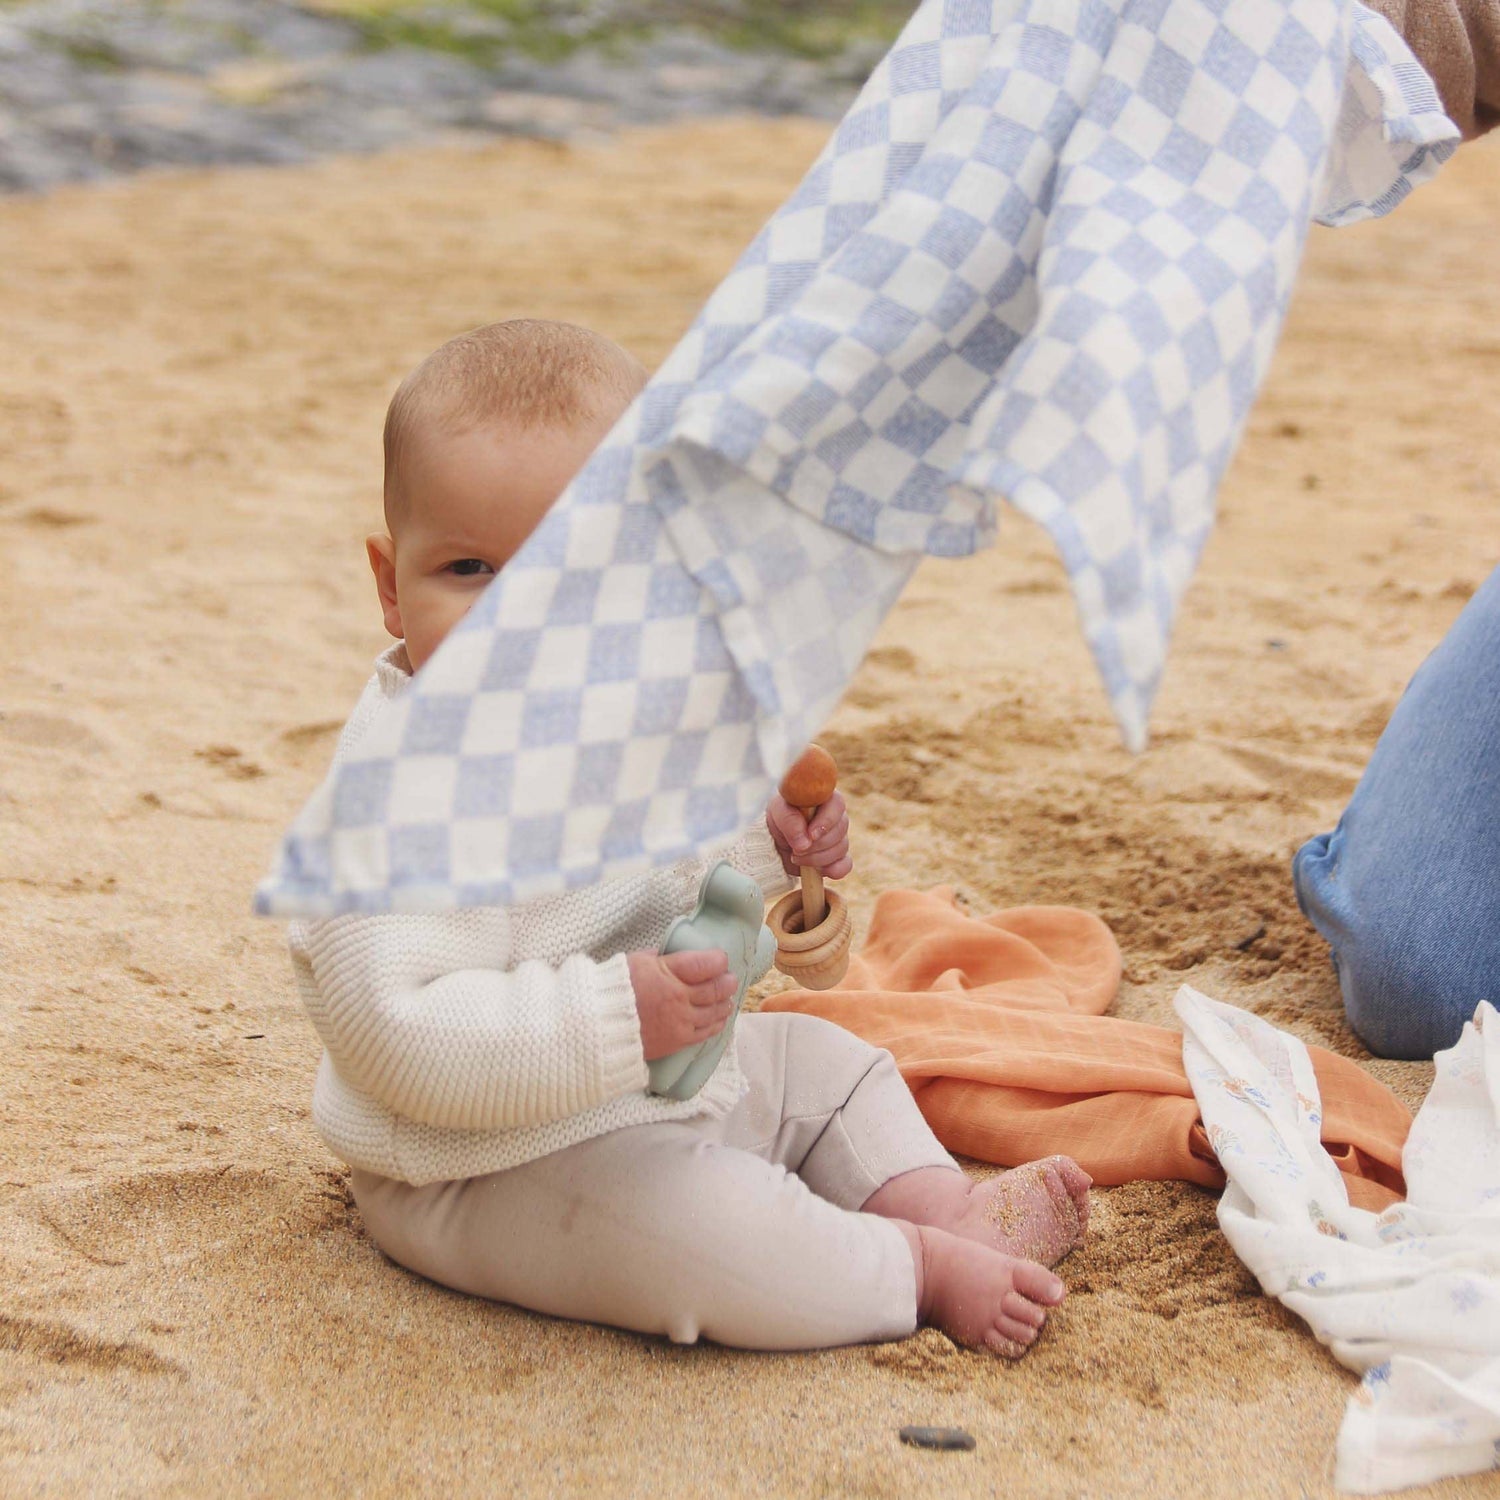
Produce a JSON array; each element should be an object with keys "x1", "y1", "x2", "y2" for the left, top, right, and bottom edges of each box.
[
  {"x1": 766, "y1": 791, "x2": 852, "y2": 881},
  {"x1": 627, "y1": 949, "x2": 738, "y2": 1062}
]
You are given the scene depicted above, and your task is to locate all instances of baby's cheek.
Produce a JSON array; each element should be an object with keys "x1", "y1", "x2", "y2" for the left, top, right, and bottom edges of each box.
[{"x1": 408, "y1": 591, "x2": 472, "y2": 669}]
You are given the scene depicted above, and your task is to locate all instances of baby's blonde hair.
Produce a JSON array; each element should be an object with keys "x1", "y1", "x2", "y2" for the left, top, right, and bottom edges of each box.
[{"x1": 383, "y1": 319, "x2": 647, "y2": 522}]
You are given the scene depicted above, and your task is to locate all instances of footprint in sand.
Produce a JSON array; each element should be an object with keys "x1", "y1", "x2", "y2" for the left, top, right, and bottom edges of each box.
[
  {"x1": 275, "y1": 719, "x2": 343, "y2": 768},
  {"x1": 194, "y1": 744, "x2": 266, "y2": 780},
  {"x1": 845, "y1": 647, "x2": 919, "y2": 710},
  {"x1": 864, "y1": 1327, "x2": 967, "y2": 1390},
  {"x1": 823, "y1": 714, "x2": 962, "y2": 802},
  {"x1": 1000, "y1": 576, "x2": 1065, "y2": 596},
  {"x1": 0, "y1": 873, "x2": 120, "y2": 896},
  {"x1": 0, "y1": 391, "x2": 72, "y2": 456},
  {"x1": 865, "y1": 646, "x2": 918, "y2": 674},
  {"x1": 0, "y1": 710, "x2": 106, "y2": 754},
  {"x1": 14, "y1": 507, "x2": 96, "y2": 529},
  {"x1": 28, "y1": 1166, "x2": 354, "y2": 1274},
  {"x1": 1213, "y1": 742, "x2": 1360, "y2": 803},
  {"x1": 0, "y1": 1313, "x2": 182, "y2": 1378}
]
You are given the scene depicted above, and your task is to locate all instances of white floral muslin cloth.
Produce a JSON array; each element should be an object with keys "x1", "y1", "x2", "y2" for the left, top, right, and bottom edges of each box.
[
  {"x1": 258, "y1": 0, "x2": 1457, "y2": 918},
  {"x1": 1177, "y1": 988, "x2": 1500, "y2": 1495}
]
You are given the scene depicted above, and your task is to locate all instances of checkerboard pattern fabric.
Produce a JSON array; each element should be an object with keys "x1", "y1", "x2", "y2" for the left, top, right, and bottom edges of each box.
[{"x1": 258, "y1": 0, "x2": 1457, "y2": 917}]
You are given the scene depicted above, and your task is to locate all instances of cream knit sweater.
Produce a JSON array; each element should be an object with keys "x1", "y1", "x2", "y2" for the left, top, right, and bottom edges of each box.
[{"x1": 289, "y1": 644, "x2": 793, "y2": 1186}]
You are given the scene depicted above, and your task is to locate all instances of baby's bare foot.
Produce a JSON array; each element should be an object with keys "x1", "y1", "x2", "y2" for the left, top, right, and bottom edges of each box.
[
  {"x1": 862, "y1": 1159, "x2": 1091, "y2": 1266},
  {"x1": 956, "y1": 1156, "x2": 1091, "y2": 1267},
  {"x1": 917, "y1": 1226, "x2": 1065, "y2": 1356}
]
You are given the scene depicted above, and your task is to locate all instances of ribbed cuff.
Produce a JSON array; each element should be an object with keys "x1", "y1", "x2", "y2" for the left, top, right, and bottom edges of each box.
[
  {"x1": 733, "y1": 821, "x2": 796, "y2": 899},
  {"x1": 593, "y1": 950, "x2": 650, "y2": 1099}
]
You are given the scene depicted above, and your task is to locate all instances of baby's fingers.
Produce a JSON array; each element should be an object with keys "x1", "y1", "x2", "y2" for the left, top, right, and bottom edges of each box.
[
  {"x1": 662, "y1": 948, "x2": 729, "y2": 986},
  {"x1": 804, "y1": 791, "x2": 846, "y2": 844},
  {"x1": 766, "y1": 795, "x2": 812, "y2": 856},
  {"x1": 662, "y1": 949, "x2": 737, "y2": 1011},
  {"x1": 803, "y1": 801, "x2": 852, "y2": 878},
  {"x1": 690, "y1": 997, "x2": 735, "y2": 1040},
  {"x1": 689, "y1": 971, "x2": 738, "y2": 1008}
]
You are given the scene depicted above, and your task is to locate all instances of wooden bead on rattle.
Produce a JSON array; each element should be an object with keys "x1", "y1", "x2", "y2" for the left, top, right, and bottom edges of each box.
[
  {"x1": 766, "y1": 743, "x2": 852, "y2": 991},
  {"x1": 779, "y1": 742, "x2": 836, "y2": 927}
]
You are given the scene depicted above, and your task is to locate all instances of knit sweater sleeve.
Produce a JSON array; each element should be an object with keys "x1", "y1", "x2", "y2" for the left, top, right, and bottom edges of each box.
[
  {"x1": 293, "y1": 907, "x2": 648, "y2": 1132},
  {"x1": 719, "y1": 818, "x2": 797, "y2": 900}
]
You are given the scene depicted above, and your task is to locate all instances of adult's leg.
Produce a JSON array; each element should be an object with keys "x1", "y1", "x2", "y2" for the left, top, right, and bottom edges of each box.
[{"x1": 1294, "y1": 565, "x2": 1500, "y2": 1058}]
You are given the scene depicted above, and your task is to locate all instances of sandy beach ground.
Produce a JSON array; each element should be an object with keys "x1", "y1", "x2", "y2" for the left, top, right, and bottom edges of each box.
[{"x1": 2, "y1": 121, "x2": 1498, "y2": 1497}]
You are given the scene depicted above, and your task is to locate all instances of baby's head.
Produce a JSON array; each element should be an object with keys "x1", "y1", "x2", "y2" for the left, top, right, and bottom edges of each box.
[{"x1": 368, "y1": 319, "x2": 647, "y2": 671}]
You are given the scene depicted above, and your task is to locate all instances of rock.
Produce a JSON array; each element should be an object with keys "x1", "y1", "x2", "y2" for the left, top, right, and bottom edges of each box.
[{"x1": 898, "y1": 1425, "x2": 977, "y2": 1452}]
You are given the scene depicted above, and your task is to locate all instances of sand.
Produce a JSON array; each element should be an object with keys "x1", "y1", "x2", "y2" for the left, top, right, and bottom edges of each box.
[{"x1": 2, "y1": 121, "x2": 1497, "y2": 1498}]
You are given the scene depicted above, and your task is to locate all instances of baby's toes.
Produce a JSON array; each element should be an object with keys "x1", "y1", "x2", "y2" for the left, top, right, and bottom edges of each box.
[
  {"x1": 987, "y1": 1306, "x2": 1044, "y2": 1354},
  {"x1": 1039, "y1": 1154, "x2": 1092, "y2": 1202},
  {"x1": 1002, "y1": 1290, "x2": 1047, "y2": 1331},
  {"x1": 1040, "y1": 1165, "x2": 1080, "y2": 1232},
  {"x1": 1057, "y1": 1156, "x2": 1094, "y2": 1216},
  {"x1": 1011, "y1": 1259, "x2": 1066, "y2": 1308},
  {"x1": 983, "y1": 1330, "x2": 1030, "y2": 1359},
  {"x1": 1074, "y1": 1181, "x2": 1091, "y2": 1234},
  {"x1": 1041, "y1": 1160, "x2": 1091, "y2": 1245}
]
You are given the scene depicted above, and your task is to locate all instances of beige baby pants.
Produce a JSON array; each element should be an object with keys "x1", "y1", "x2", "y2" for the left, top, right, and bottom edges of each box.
[{"x1": 351, "y1": 1012, "x2": 960, "y2": 1350}]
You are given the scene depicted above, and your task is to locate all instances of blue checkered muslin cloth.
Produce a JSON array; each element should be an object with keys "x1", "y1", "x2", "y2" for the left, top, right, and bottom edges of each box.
[{"x1": 258, "y1": 0, "x2": 1457, "y2": 917}]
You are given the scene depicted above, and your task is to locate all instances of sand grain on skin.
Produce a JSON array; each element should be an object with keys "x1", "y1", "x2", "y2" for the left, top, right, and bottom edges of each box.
[{"x1": 2, "y1": 124, "x2": 1498, "y2": 1498}]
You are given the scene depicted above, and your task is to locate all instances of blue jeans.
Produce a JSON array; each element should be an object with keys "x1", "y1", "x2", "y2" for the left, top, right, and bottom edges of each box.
[{"x1": 1293, "y1": 565, "x2": 1500, "y2": 1059}]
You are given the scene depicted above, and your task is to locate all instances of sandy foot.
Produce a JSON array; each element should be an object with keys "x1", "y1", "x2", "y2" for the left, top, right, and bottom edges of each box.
[
  {"x1": 916, "y1": 1228, "x2": 1067, "y2": 1356},
  {"x1": 963, "y1": 1156, "x2": 1092, "y2": 1267}
]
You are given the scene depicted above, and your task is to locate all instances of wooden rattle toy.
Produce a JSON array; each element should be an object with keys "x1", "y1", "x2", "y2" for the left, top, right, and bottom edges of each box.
[{"x1": 766, "y1": 743, "x2": 853, "y2": 990}]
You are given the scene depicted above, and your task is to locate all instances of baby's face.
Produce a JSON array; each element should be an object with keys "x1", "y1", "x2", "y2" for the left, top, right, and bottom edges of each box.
[{"x1": 373, "y1": 412, "x2": 615, "y2": 672}]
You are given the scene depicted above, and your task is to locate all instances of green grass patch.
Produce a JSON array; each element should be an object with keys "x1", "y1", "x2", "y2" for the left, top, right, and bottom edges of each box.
[
  {"x1": 683, "y1": 0, "x2": 911, "y2": 60},
  {"x1": 47, "y1": 32, "x2": 130, "y2": 69},
  {"x1": 323, "y1": 0, "x2": 911, "y2": 66},
  {"x1": 339, "y1": 0, "x2": 641, "y2": 65}
]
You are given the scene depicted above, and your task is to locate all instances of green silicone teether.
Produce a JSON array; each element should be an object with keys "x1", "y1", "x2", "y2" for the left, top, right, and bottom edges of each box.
[{"x1": 646, "y1": 861, "x2": 775, "y2": 1102}]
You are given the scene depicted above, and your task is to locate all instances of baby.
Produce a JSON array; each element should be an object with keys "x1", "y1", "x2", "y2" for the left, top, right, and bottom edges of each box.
[{"x1": 291, "y1": 318, "x2": 1092, "y2": 1354}]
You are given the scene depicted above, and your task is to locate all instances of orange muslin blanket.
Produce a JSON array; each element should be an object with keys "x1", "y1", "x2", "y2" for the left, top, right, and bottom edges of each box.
[{"x1": 760, "y1": 888, "x2": 1411, "y2": 1212}]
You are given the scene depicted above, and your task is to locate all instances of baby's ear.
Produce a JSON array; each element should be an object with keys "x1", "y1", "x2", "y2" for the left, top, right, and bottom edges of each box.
[{"x1": 366, "y1": 533, "x2": 403, "y2": 641}]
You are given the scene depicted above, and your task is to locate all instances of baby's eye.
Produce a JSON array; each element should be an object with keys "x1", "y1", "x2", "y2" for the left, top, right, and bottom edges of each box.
[{"x1": 446, "y1": 559, "x2": 494, "y2": 577}]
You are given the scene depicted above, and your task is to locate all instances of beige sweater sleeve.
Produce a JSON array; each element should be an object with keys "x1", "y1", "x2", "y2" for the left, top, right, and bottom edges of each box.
[
  {"x1": 294, "y1": 908, "x2": 649, "y2": 1133},
  {"x1": 1365, "y1": 0, "x2": 1500, "y2": 136},
  {"x1": 291, "y1": 822, "x2": 789, "y2": 1136},
  {"x1": 289, "y1": 647, "x2": 794, "y2": 1143}
]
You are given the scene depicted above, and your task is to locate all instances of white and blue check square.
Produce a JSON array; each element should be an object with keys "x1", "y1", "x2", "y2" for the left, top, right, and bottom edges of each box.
[{"x1": 258, "y1": 0, "x2": 1457, "y2": 917}]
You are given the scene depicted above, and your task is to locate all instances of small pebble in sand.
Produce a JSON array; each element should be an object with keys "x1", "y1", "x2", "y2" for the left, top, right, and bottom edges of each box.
[{"x1": 898, "y1": 1426, "x2": 976, "y2": 1452}]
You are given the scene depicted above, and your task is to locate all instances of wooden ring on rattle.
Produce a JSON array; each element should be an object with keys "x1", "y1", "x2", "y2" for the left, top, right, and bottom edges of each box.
[{"x1": 766, "y1": 888, "x2": 851, "y2": 990}]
